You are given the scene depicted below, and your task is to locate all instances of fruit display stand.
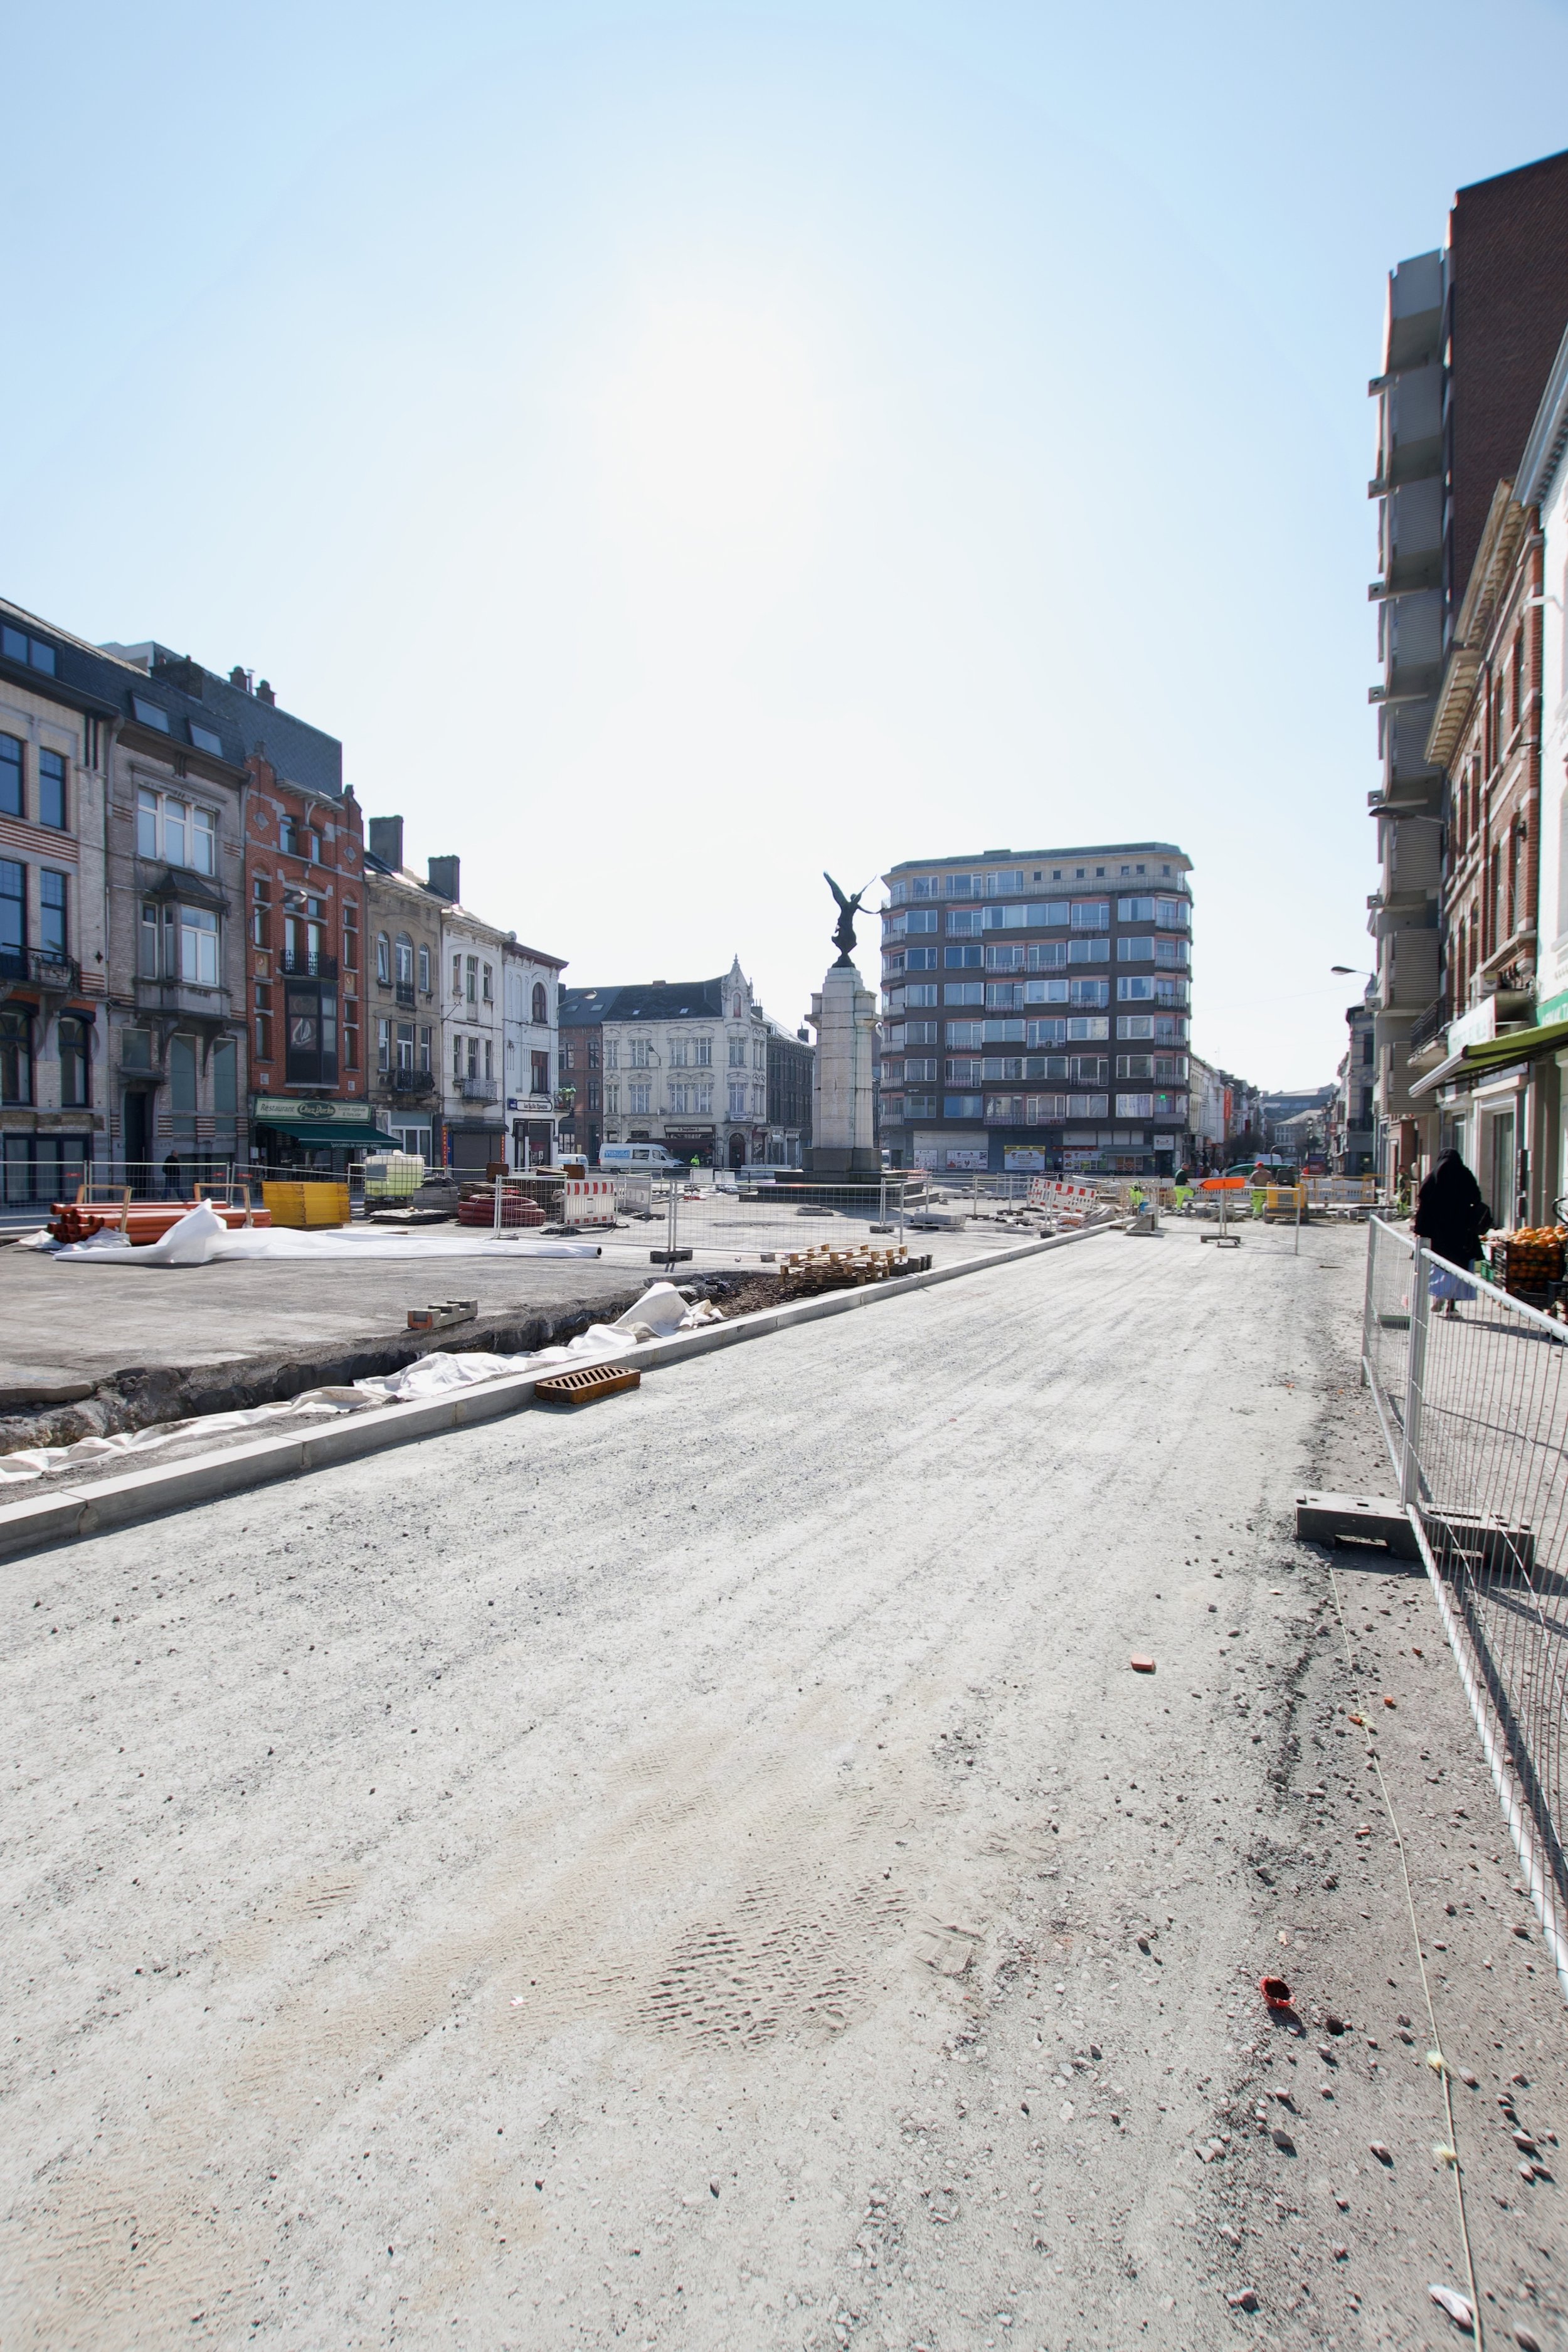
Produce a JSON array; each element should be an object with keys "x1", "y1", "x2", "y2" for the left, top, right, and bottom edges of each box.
[{"x1": 1484, "y1": 1227, "x2": 1566, "y2": 1306}]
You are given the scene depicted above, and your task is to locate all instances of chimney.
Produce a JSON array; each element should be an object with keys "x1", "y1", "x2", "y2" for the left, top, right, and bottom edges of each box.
[
  {"x1": 368, "y1": 815, "x2": 405, "y2": 871},
  {"x1": 256, "y1": 679, "x2": 276, "y2": 706},
  {"x1": 426, "y1": 854, "x2": 460, "y2": 902},
  {"x1": 228, "y1": 666, "x2": 252, "y2": 693}
]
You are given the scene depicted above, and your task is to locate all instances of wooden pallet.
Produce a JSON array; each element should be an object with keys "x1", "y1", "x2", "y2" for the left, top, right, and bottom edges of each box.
[{"x1": 534, "y1": 1363, "x2": 642, "y2": 1407}]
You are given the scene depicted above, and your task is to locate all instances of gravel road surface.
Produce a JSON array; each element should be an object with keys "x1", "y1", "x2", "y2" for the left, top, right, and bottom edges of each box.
[{"x1": 3, "y1": 1220, "x2": 1563, "y2": 2352}]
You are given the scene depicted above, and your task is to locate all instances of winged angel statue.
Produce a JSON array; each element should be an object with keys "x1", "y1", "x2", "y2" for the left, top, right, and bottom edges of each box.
[{"x1": 824, "y1": 872, "x2": 869, "y2": 967}]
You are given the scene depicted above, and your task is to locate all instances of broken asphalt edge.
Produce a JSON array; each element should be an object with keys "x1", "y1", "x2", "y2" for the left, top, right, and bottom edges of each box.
[{"x1": 0, "y1": 1223, "x2": 1115, "y2": 1562}]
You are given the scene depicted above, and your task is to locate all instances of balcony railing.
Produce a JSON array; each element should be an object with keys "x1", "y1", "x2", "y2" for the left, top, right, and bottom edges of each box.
[
  {"x1": 0, "y1": 947, "x2": 80, "y2": 993},
  {"x1": 278, "y1": 950, "x2": 338, "y2": 980},
  {"x1": 1407, "y1": 997, "x2": 1446, "y2": 1055},
  {"x1": 134, "y1": 976, "x2": 231, "y2": 1017},
  {"x1": 460, "y1": 1076, "x2": 499, "y2": 1102},
  {"x1": 382, "y1": 1066, "x2": 435, "y2": 1096}
]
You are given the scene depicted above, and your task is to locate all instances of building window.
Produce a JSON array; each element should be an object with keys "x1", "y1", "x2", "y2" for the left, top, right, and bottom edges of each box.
[
  {"x1": 396, "y1": 1022, "x2": 415, "y2": 1069},
  {"x1": 630, "y1": 1037, "x2": 650, "y2": 1069},
  {"x1": 482, "y1": 961, "x2": 493, "y2": 1002},
  {"x1": 40, "y1": 869, "x2": 67, "y2": 957},
  {"x1": 531, "y1": 1049, "x2": 549, "y2": 1094},
  {"x1": 309, "y1": 830, "x2": 323, "y2": 863},
  {"x1": 1, "y1": 859, "x2": 26, "y2": 961},
  {"x1": 1071, "y1": 900, "x2": 1110, "y2": 931},
  {"x1": 376, "y1": 932, "x2": 391, "y2": 984},
  {"x1": 252, "y1": 877, "x2": 271, "y2": 948},
  {"x1": 344, "y1": 1000, "x2": 359, "y2": 1069},
  {"x1": 137, "y1": 787, "x2": 216, "y2": 874},
  {"x1": 0, "y1": 734, "x2": 21, "y2": 818},
  {"x1": 378, "y1": 1017, "x2": 391, "y2": 1071},
  {"x1": 728, "y1": 1083, "x2": 746, "y2": 1120},
  {"x1": 395, "y1": 935, "x2": 414, "y2": 986},
  {"x1": 169, "y1": 1033, "x2": 198, "y2": 1120},
  {"x1": 484, "y1": 1037, "x2": 494, "y2": 1081},
  {"x1": 177, "y1": 904, "x2": 220, "y2": 985},
  {"x1": 628, "y1": 1082, "x2": 650, "y2": 1116},
  {"x1": 342, "y1": 900, "x2": 359, "y2": 970},
  {"x1": 1, "y1": 1007, "x2": 33, "y2": 1103},
  {"x1": 531, "y1": 980, "x2": 548, "y2": 1024},
  {"x1": 729, "y1": 1037, "x2": 746, "y2": 1067},
  {"x1": 419, "y1": 1025, "x2": 432, "y2": 1071},
  {"x1": 418, "y1": 945, "x2": 431, "y2": 993},
  {"x1": 58, "y1": 1015, "x2": 89, "y2": 1107},
  {"x1": 943, "y1": 1094, "x2": 983, "y2": 1118},
  {"x1": 254, "y1": 982, "x2": 272, "y2": 1063},
  {"x1": 38, "y1": 748, "x2": 66, "y2": 830},
  {"x1": 464, "y1": 955, "x2": 478, "y2": 1004},
  {"x1": 285, "y1": 985, "x2": 337, "y2": 1085},
  {"x1": 212, "y1": 1037, "x2": 238, "y2": 1118},
  {"x1": 1, "y1": 622, "x2": 55, "y2": 675},
  {"x1": 605, "y1": 1083, "x2": 620, "y2": 1115}
]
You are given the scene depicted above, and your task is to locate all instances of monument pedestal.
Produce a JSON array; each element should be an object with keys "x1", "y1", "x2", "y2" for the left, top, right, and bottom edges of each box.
[{"x1": 805, "y1": 960, "x2": 880, "y2": 1182}]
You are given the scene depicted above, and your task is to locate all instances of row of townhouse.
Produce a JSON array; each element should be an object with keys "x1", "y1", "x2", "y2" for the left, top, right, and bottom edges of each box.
[
  {"x1": 557, "y1": 964, "x2": 815, "y2": 1170},
  {"x1": 1365, "y1": 143, "x2": 1568, "y2": 1226},
  {"x1": 0, "y1": 595, "x2": 566, "y2": 1202},
  {"x1": 1366, "y1": 147, "x2": 1568, "y2": 1218}
]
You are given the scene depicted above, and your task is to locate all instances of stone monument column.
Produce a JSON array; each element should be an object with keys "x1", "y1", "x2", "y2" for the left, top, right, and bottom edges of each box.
[{"x1": 806, "y1": 872, "x2": 881, "y2": 1179}]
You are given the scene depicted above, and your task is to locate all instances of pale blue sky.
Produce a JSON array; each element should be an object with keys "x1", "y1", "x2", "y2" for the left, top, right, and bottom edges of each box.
[{"x1": 7, "y1": 1, "x2": 1568, "y2": 1084}]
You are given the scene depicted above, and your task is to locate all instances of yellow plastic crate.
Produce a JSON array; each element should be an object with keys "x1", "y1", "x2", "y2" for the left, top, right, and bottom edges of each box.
[{"x1": 262, "y1": 1180, "x2": 351, "y2": 1229}]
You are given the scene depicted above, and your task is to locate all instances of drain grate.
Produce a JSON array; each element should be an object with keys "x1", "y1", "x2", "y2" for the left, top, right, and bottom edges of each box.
[{"x1": 534, "y1": 1362, "x2": 642, "y2": 1407}]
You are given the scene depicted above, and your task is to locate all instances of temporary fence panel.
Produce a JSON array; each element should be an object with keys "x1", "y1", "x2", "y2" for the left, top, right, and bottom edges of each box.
[
  {"x1": 1306, "y1": 1175, "x2": 1379, "y2": 1209},
  {"x1": 1360, "y1": 1215, "x2": 1568, "y2": 1998},
  {"x1": 562, "y1": 1177, "x2": 618, "y2": 1227}
]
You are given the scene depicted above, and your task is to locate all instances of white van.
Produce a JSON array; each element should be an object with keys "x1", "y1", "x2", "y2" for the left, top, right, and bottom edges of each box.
[{"x1": 599, "y1": 1142, "x2": 683, "y2": 1173}]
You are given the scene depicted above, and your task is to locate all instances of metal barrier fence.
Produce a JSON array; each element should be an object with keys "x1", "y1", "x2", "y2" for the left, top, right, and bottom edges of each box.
[
  {"x1": 0, "y1": 1157, "x2": 245, "y2": 1214},
  {"x1": 588, "y1": 1173, "x2": 1094, "y2": 1264},
  {"x1": 1362, "y1": 1215, "x2": 1568, "y2": 1997}
]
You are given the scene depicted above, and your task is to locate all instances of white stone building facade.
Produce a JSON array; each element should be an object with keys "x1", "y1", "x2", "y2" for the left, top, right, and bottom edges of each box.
[{"x1": 502, "y1": 940, "x2": 566, "y2": 1168}]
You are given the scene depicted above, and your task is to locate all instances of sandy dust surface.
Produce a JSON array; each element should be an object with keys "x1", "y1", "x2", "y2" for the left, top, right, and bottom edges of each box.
[{"x1": 2, "y1": 1221, "x2": 1564, "y2": 2351}]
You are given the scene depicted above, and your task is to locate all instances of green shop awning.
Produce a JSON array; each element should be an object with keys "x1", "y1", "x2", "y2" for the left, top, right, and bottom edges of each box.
[
  {"x1": 258, "y1": 1118, "x2": 393, "y2": 1146},
  {"x1": 1409, "y1": 1015, "x2": 1568, "y2": 1099}
]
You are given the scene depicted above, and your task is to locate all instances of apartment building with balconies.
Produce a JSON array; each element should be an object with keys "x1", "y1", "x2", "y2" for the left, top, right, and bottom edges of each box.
[
  {"x1": 0, "y1": 598, "x2": 110, "y2": 1205},
  {"x1": 878, "y1": 842, "x2": 1193, "y2": 1176}
]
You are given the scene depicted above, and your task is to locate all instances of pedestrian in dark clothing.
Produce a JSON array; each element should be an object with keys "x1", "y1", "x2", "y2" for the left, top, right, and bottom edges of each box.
[
  {"x1": 1412, "y1": 1150, "x2": 1493, "y2": 1314},
  {"x1": 162, "y1": 1150, "x2": 183, "y2": 1201}
]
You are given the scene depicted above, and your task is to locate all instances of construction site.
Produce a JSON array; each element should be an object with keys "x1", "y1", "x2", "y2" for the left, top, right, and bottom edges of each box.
[{"x1": 1, "y1": 1186, "x2": 1564, "y2": 2352}]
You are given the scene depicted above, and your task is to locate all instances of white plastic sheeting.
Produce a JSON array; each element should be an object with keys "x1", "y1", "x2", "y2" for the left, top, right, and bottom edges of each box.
[
  {"x1": 27, "y1": 1200, "x2": 603, "y2": 1266},
  {"x1": 0, "y1": 1285, "x2": 720, "y2": 1486}
]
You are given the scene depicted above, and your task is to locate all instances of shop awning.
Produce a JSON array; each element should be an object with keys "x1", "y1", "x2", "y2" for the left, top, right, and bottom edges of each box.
[
  {"x1": 257, "y1": 1115, "x2": 395, "y2": 1146},
  {"x1": 1409, "y1": 1017, "x2": 1568, "y2": 1099}
]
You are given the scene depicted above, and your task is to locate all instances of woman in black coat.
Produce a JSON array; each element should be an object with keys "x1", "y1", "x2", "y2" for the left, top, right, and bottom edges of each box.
[{"x1": 1412, "y1": 1150, "x2": 1493, "y2": 1314}]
